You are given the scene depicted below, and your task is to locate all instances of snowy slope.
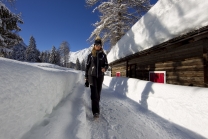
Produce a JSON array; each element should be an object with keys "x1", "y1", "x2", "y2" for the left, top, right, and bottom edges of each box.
[
  {"x1": 69, "y1": 45, "x2": 93, "y2": 63},
  {"x1": 69, "y1": 45, "x2": 107, "y2": 64},
  {"x1": 107, "y1": 0, "x2": 208, "y2": 63}
]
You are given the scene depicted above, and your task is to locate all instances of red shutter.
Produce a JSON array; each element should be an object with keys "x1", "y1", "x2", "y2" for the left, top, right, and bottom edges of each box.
[
  {"x1": 149, "y1": 71, "x2": 166, "y2": 83},
  {"x1": 116, "y1": 72, "x2": 120, "y2": 77}
]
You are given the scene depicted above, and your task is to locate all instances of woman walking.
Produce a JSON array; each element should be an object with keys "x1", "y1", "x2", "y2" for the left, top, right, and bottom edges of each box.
[{"x1": 85, "y1": 37, "x2": 109, "y2": 118}]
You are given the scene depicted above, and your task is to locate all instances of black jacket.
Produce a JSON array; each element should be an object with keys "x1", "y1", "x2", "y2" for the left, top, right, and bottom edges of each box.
[{"x1": 85, "y1": 50, "x2": 108, "y2": 79}]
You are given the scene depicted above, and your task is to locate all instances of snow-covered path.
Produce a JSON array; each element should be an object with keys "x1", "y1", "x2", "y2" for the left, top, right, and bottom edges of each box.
[
  {"x1": 20, "y1": 82, "x2": 206, "y2": 139},
  {"x1": 85, "y1": 85, "x2": 205, "y2": 139}
]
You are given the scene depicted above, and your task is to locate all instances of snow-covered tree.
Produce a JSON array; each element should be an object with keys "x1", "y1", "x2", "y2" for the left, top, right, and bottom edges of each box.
[
  {"x1": 25, "y1": 36, "x2": 39, "y2": 62},
  {"x1": 59, "y1": 41, "x2": 70, "y2": 67},
  {"x1": 0, "y1": 1, "x2": 23, "y2": 48},
  {"x1": 39, "y1": 51, "x2": 44, "y2": 62},
  {"x1": 75, "y1": 58, "x2": 81, "y2": 70},
  {"x1": 4, "y1": 50, "x2": 12, "y2": 58},
  {"x1": 55, "y1": 49, "x2": 61, "y2": 65},
  {"x1": 0, "y1": 49, "x2": 4, "y2": 57},
  {"x1": 86, "y1": 0, "x2": 151, "y2": 49},
  {"x1": 40, "y1": 51, "x2": 49, "y2": 63},
  {"x1": 46, "y1": 51, "x2": 50, "y2": 63},
  {"x1": 49, "y1": 46, "x2": 60, "y2": 65},
  {"x1": 81, "y1": 59, "x2": 86, "y2": 71},
  {"x1": 11, "y1": 42, "x2": 26, "y2": 61},
  {"x1": 49, "y1": 46, "x2": 56, "y2": 64}
]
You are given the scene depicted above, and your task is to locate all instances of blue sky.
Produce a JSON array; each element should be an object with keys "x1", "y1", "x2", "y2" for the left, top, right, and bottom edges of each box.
[{"x1": 10, "y1": 0, "x2": 158, "y2": 52}]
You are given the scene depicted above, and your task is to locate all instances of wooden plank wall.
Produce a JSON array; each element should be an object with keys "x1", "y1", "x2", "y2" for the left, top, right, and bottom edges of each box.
[
  {"x1": 111, "y1": 62, "x2": 126, "y2": 77},
  {"x1": 112, "y1": 39, "x2": 207, "y2": 87}
]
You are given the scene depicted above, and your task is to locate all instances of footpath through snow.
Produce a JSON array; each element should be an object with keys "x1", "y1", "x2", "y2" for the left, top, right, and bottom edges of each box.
[{"x1": 20, "y1": 84, "x2": 206, "y2": 139}]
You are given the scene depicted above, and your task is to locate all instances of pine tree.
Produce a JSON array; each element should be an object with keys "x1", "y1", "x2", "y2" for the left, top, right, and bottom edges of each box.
[
  {"x1": 86, "y1": 0, "x2": 151, "y2": 49},
  {"x1": 49, "y1": 46, "x2": 56, "y2": 64},
  {"x1": 25, "y1": 36, "x2": 39, "y2": 62},
  {"x1": 49, "y1": 46, "x2": 60, "y2": 65},
  {"x1": 11, "y1": 42, "x2": 26, "y2": 61},
  {"x1": 0, "y1": 1, "x2": 23, "y2": 48},
  {"x1": 40, "y1": 51, "x2": 49, "y2": 63},
  {"x1": 81, "y1": 59, "x2": 86, "y2": 71},
  {"x1": 46, "y1": 51, "x2": 50, "y2": 63},
  {"x1": 55, "y1": 49, "x2": 61, "y2": 65},
  {"x1": 0, "y1": 49, "x2": 4, "y2": 57},
  {"x1": 75, "y1": 58, "x2": 81, "y2": 70},
  {"x1": 39, "y1": 52, "x2": 44, "y2": 62},
  {"x1": 59, "y1": 41, "x2": 70, "y2": 67},
  {"x1": 5, "y1": 51, "x2": 12, "y2": 58}
]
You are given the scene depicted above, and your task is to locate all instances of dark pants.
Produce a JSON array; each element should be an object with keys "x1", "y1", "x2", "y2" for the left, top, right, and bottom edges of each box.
[{"x1": 89, "y1": 76, "x2": 104, "y2": 115}]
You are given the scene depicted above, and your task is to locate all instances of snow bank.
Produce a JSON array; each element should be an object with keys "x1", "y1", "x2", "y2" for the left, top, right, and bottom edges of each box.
[
  {"x1": 0, "y1": 58, "x2": 83, "y2": 139},
  {"x1": 103, "y1": 76, "x2": 208, "y2": 138},
  {"x1": 107, "y1": 0, "x2": 208, "y2": 63}
]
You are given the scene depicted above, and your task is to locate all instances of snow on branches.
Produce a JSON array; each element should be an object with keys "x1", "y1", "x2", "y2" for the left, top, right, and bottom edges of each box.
[
  {"x1": 86, "y1": 0, "x2": 151, "y2": 50},
  {"x1": 0, "y1": 1, "x2": 23, "y2": 48}
]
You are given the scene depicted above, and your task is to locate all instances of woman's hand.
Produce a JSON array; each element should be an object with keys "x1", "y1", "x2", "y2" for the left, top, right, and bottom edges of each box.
[{"x1": 101, "y1": 68, "x2": 106, "y2": 72}]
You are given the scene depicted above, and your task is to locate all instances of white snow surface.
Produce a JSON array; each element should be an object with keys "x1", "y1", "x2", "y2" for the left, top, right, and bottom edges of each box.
[
  {"x1": 0, "y1": 57, "x2": 208, "y2": 139},
  {"x1": 107, "y1": 0, "x2": 208, "y2": 63}
]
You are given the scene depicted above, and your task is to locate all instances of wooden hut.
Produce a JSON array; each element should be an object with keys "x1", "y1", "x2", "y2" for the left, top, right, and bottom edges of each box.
[{"x1": 109, "y1": 26, "x2": 208, "y2": 87}]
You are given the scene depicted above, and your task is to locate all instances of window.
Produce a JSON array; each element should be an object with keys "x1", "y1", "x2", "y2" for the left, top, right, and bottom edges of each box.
[{"x1": 129, "y1": 64, "x2": 136, "y2": 78}]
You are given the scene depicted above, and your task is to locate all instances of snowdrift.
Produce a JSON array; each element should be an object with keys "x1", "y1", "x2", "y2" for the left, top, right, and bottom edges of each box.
[
  {"x1": 0, "y1": 58, "x2": 83, "y2": 139},
  {"x1": 104, "y1": 76, "x2": 208, "y2": 138},
  {"x1": 103, "y1": 76, "x2": 208, "y2": 138}
]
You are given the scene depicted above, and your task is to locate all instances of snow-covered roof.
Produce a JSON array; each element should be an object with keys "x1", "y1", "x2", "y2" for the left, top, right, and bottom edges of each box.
[{"x1": 107, "y1": 0, "x2": 208, "y2": 64}]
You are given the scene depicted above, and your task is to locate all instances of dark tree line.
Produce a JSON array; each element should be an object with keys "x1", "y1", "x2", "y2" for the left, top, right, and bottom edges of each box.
[
  {"x1": 0, "y1": 36, "x2": 72, "y2": 68},
  {"x1": 75, "y1": 58, "x2": 86, "y2": 71}
]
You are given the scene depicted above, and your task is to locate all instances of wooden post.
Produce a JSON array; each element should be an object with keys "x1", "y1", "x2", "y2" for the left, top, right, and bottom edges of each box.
[{"x1": 203, "y1": 39, "x2": 208, "y2": 86}]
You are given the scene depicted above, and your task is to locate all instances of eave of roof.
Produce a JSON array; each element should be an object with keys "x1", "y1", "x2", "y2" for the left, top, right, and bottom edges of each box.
[{"x1": 110, "y1": 25, "x2": 208, "y2": 65}]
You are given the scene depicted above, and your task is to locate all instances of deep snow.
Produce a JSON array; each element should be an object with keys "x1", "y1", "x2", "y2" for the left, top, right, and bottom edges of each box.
[{"x1": 0, "y1": 57, "x2": 208, "y2": 139}]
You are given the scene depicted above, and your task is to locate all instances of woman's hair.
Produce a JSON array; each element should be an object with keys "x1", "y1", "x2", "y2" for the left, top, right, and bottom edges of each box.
[
  {"x1": 92, "y1": 36, "x2": 103, "y2": 57},
  {"x1": 92, "y1": 47, "x2": 104, "y2": 57}
]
